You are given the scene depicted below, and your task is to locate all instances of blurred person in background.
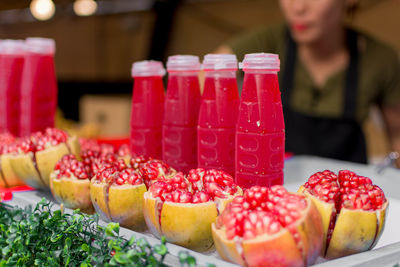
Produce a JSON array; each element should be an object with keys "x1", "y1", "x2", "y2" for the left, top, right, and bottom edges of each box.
[{"x1": 216, "y1": 0, "x2": 400, "y2": 166}]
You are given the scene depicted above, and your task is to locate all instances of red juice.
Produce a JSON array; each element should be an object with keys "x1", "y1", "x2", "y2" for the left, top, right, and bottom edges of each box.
[
  {"x1": 0, "y1": 40, "x2": 25, "y2": 136},
  {"x1": 130, "y1": 61, "x2": 165, "y2": 159},
  {"x1": 19, "y1": 38, "x2": 57, "y2": 137},
  {"x1": 235, "y1": 53, "x2": 285, "y2": 188},
  {"x1": 163, "y1": 55, "x2": 201, "y2": 173},
  {"x1": 198, "y1": 54, "x2": 239, "y2": 175}
]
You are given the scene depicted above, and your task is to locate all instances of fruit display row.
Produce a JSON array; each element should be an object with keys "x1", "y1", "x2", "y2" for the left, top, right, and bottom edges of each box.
[
  {"x1": 51, "y1": 149, "x2": 243, "y2": 253},
  {"x1": 0, "y1": 128, "x2": 390, "y2": 267}
]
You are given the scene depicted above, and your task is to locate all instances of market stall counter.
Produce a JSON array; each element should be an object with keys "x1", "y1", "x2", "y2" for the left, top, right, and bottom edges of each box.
[{"x1": 5, "y1": 155, "x2": 400, "y2": 267}]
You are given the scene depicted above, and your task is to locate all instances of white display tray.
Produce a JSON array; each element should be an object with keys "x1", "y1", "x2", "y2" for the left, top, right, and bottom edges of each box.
[{"x1": 5, "y1": 155, "x2": 400, "y2": 266}]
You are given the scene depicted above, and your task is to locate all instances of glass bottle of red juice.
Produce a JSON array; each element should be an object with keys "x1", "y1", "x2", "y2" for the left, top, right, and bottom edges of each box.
[
  {"x1": 0, "y1": 40, "x2": 25, "y2": 136},
  {"x1": 130, "y1": 60, "x2": 166, "y2": 159},
  {"x1": 198, "y1": 54, "x2": 239, "y2": 175},
  {"x1": 163, "y1": 55, "x2": 201, "y2": 173},
  {"x1": 19, "y1": 38, "x2": 57, "y2": 137},
  {"x1": 236, "y1": 53, "x2": 285, "y2": 188}
]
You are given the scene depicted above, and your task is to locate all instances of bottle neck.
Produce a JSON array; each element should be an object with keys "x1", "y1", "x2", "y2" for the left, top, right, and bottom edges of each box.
[
  {"x1": 204, "y1": 70, "x2": 237, "y2": 78},
  {"x1": 133, "y1": 76, "x2": 164, "y2": 90},
  {"x1": 243, "y1": 69, "x2": 279, "y2": 74},
  {"x1": 168, "y1": 70, "x2": 200, "y2": 77},
  {"x1": 133, "y1": 75, "x2": 163, "y2": 80}
]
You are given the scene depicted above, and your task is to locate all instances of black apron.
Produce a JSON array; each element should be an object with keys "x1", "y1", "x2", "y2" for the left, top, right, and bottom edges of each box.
[{"x1": 280, "y1": 29, "x2": 367, "y2": 164}]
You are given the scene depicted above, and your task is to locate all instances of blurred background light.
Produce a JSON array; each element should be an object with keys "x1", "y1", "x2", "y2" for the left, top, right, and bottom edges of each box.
[
  {"x1": 30, "y1": 0, "x2": 55, "y2": 21},
  {"x1": 73, "y1": 0, "x2": 97, "y2": 17}
]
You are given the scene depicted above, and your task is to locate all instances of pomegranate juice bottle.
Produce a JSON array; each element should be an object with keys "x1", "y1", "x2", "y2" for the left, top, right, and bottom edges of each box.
[
  {"x1": 198, "y1": 54, "x2": 239, "y2": 175},
  {"x1": 0, "y1": 40, "x2": 25, "y2": 136},
  {"x1": 130, "y1": 60, "x2": 165, "y2": 159},
  {"x1": 162, "y1": 55, "x2": 201, "y2": 173},
  {"x1": 19, "y1": 38, "x2": 57, "y2": 137},
  {"x1": 235, "y1": 53, "x2": 285, "y2": 188}
]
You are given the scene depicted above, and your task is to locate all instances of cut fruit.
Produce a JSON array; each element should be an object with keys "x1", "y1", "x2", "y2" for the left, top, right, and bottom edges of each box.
[
  {"x1": 49, "y1": 154, "x2": 94, "y2": 214},
  {"x1": 143, "y1": 168, "x2": 243, "y2": 252},
  {"x1": 298, "y1": 170, "x2": 388, "y2": 259},
  {"x1": 91, "y1": 180, "x2": 148, "y2": 230},
  {"x1": 9, "y1": 128, "x2": 80, "y2": 189},
  {"x1": 90, "y1": 156, "x2": 172, "y2": 231},
  {"x1": 212, "y1": 185, "x2": 323, "y2": 267},
  {"x1": 0, "y1": 133, "x2": 24, "y2": 188}
]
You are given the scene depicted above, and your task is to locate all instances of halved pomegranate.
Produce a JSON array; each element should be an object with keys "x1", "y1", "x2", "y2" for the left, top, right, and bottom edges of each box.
[
  {"x1": 212, "y1": 185, "x2": 323, "y2": 267},
  {"x1": 298, "y1": 170, "x2": 388, "y2": 259},
  {"x1": 90, "y1": 157, "x2": 174, "y2": 231},
  {"x1": 9, "y1": 128, "x2": 80, "y2": 189},
  {"x1": 50, "y1": 154, "x2": 94, "y2": 213},
  {"x1": 0, "y1": 133, "x2": 24, "y2": 188},
  {"x1": 143, "y1": 168, "x2": 243, "y2": 252}
]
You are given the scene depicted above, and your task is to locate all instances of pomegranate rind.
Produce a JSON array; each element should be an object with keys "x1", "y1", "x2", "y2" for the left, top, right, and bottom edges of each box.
[
  {"x1": 143, "y1": 193, "x2": 219, "y2": 252},
  {"x1": 0, "y1": 154, "x2": 24, "y2": 187},
  {"x1": 108, "y1": 184, "x2": 147, "y2": 231},
  {"x1": 243, "y1": 230, "x2": 304, "y2": 267},
  {"x1": 90, "y1": 181, "x2": 111, "y2": 220},
  {"x1": 67, "y1": 136, "x2": 81, "y2": 160},
  {"x1": 49, "y1": 173, "x2": 94, "y2": 214},
  {"x1": 212, "y1": 224, "x2": 303, "y2": 267},
  {"x1": 294, "y1": 197, "x2": 324, "y2": 266},
  {"x1": 299, "y1": 187, "x2": 334, "y2": 254},
  {"x1": 371, "y1": 202, "x2": 388, "y2": 248},
  {"x1": 325, "y1": 201, "x2": 388, "y2": 259},
  {"x1": 49, "y1": 175, "x2": 63, "y2": 204},
  {"x1": 9, "y1": 153, "x2": 45, "y2": 188},
  {"x1": 211, "y1": 223, "x2": 246, "y2": 266},
  {"x1": 161, "y1": 201, "x2": 218, "y2": 251},
  {"x1": 212, "y1": 196, "x2": 323, "y2": 267},
  {"x1": 36, "y1": 143, "x2": 70, "y2": 187},
  {"x1": 90, "y1": 181, "x2": 147, "y2": 231},
  {"x1": 143, "y1": 192, "x2": 162, "y2": 237}
]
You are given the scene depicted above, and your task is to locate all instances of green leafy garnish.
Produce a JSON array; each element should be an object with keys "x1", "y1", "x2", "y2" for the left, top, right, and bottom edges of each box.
[{"x1": 0, "y1": 199, "x2": 198, "y2": 267}]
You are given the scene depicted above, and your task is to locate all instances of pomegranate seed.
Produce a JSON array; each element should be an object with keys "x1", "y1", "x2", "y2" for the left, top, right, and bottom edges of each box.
[
  {"x1": 140, "y1": 159, "x2": 173, "y2": 188},
  {"x1": 193, "y1": 191, "x2": 211, "y2": 203},
  {"x1": 116, "y1": 177, "x2": 125, "y2": 185}
]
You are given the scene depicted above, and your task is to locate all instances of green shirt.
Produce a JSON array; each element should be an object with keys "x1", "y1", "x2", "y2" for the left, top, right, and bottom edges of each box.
[{"x1": 228, "y1": 24, "x2": 400, "y2": 124}]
